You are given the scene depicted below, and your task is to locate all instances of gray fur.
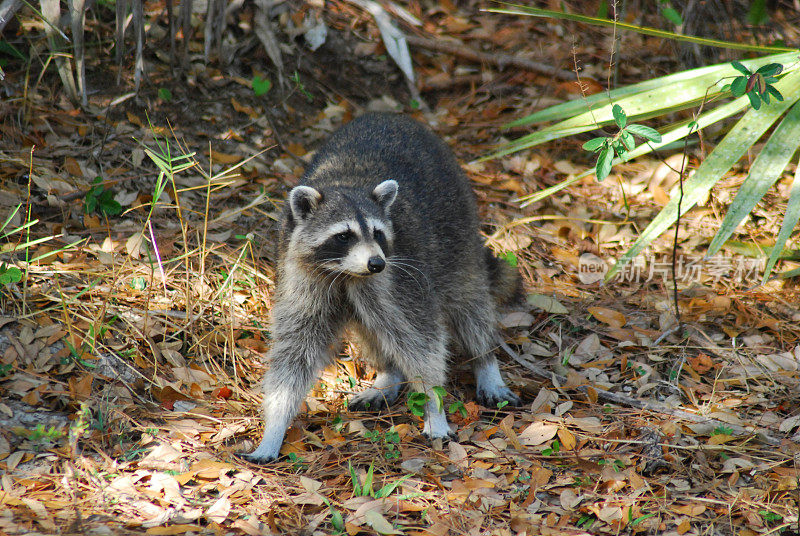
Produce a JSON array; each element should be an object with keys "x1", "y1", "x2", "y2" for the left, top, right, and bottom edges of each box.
[{"x1": 243, "y1": 113, "x2": 521, "y2": 463}]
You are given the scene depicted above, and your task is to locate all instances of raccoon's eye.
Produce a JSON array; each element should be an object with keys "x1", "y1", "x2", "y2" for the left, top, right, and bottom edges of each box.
[
  {"x1": 335, "y1": 232, "x2": 352, "y2": 243},
  {"x1": 373, "y1": 229, "x2": 385, "y2": 241}
]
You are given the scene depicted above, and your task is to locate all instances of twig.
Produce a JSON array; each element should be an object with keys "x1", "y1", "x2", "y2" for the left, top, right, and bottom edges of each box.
[
  {"x1": 404, "y1": 35, "x2": 574, "y2": 80},
  {"x1": 499, "y1": 340, "x2": 782, "y2": 446}
]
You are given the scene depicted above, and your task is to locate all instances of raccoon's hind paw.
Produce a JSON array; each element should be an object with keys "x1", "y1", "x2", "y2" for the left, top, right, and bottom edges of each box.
[
  {"x1": 348, "y1": 387, "x2": 399, "y2": 412},
  {"x1": 238, "y1": 451, "x2": 278, "y2": 464},
  {"x1": 476, "y1": 386, "x2": 522, "y2": 409}
]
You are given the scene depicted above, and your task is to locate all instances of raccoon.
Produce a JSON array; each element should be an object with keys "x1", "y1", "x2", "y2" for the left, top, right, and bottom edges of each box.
[{"x1": 243, "y1": 112, "x2": 521, "y2": 463}]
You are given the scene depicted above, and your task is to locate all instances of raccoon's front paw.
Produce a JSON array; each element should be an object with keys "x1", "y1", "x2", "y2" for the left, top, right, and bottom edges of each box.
[
  {"x1": 476, "y1": 386, "x2": 522, "y2": 409},
  {"x1": 349, "y1": 386, "x2": 400, "y2": 412}
]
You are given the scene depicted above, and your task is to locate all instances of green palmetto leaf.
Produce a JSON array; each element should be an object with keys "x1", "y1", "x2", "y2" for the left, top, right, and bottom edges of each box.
[
  {"x1": 498, "y1": 51, "x2": 798, "y2": 129},
  {"x1": 706, "y1": 100, "x2": 800, "y2": 260},
  {"x1": 605, "y1": 68, "x2": 800, "y2": 280},
  {"x1": 765, "y1": 157, "x2": 800, "y2": 281},
  {"x1": 482, "y1": 53, "x2": 799, "y2": 160},
  {"x1": 485, "y1": 4, "x2": 795, "y2": 54},
  {"x1": 519, "y1": 88, "x2": 754, "y2": 206}
]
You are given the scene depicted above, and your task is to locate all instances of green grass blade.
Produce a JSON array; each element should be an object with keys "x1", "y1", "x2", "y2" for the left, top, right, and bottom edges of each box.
[
  {"x1": 707, "y1": 99, "x2": 800, "y2": 257},
  {"x1": 764, "y1": 155, "x2": 800, "y2": 281},
  {"x1": 505, "y1": 51, "x2": 798, "y2": 127},
  {"x1": 606, "y1": 68, "x2": 800, "y2": 280},
  {"x1": 487, "y1": 4, "x2": 796, "y2": 53}
]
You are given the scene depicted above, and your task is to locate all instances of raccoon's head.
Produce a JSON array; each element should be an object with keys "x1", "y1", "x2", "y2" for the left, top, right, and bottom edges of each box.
[{"x1": 285, "y1": 180, "x2": 398, "y2": 277}]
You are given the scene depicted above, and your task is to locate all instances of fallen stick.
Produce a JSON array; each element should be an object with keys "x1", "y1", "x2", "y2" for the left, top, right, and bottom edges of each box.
[
  {"x1": 498, "y1": 340, "x2": 783, "y2": 446},
  {"x1": 405, "y1": 34, "x2": 575, "y2": 80}
]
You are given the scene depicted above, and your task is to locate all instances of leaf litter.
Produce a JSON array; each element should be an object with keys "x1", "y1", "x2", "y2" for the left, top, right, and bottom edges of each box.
[{"x1": 0, "y1": 1, "x2": 799, "y2": 535}]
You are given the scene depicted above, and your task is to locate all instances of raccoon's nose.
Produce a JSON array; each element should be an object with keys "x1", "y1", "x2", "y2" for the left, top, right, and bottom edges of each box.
[{"x1": 367, "y1": 256, "x2": 385, "y2": 273}]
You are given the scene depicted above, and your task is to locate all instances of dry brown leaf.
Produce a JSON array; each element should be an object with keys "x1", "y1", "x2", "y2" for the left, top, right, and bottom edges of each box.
[
  {"x1": 587, "y1": 306, "x2": 627, "y2": 328},
  {"x1": 519, "y1": 421, "x2": 558, "y2": 446}
]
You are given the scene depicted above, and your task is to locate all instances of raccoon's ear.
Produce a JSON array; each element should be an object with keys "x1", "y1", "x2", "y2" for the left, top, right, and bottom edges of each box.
[
  {"x1": 289, "y1": 185, "x2": 323, "y2": 221},
  {"x1": 372, "y1": 180, "x2": 398, "y2": 211}
]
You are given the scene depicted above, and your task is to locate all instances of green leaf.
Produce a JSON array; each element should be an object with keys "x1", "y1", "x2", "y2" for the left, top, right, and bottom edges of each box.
[
  {"x1": 158, "y1": 88, "x2": 172, "y2": 101},
  {"x1": 251, "y1": 75, "x2": 272, "y2": 97},
  {"x1": 0, "y1": 265, "x2": 22, "y2": 286},
  {"x1": 625, "y1": 124, "x2": 662, "y2": 142},
  {"x1": 708, "y1": 100, "x2": 800, "y2": 258},
  {"x1": 582, "y1": 137, "x2": 607, "y2": 151},
  {"x1": 431, "y1": 386, "x2": 446, "y2": 412},
  {"x1": 748, "y1": 91, "x2": 762, "y2": 109},
  {"x1": 731, "y1": 61, "x2": 751, "y2": 76},
  {"x1": 612, "y1": 104, "x2": 627, "y2": 128},
  {"x1": 607, "y1": 69, "x2": 800, "y2": 280},
  {"x1": 747, "y1": 0, "x2": 768, "y2": 25},
  {"x1": 596, "y1": 147, "x2": 613, "y2": 181},
  {"x1": 765, "y1": 166, "x2": 800, "y2": 278},
  {"x1": 755, "y1": 63, "x2": 782, "y2": 76},
  {"x1": 620, "y1": 131, "x2": 635, "y2": 151},
  {"x1": 730, "y1": 76, "x2": 748, "y2": 97},
  {"x1": 502, "y1": 251, "x2": 518, "y2": 267},
  {"x1": 660, "y1": 7, "x2": 683, "y2": 26},
  {"x1": 766, "y1": 85, "x2": 784, "y2": 101}
]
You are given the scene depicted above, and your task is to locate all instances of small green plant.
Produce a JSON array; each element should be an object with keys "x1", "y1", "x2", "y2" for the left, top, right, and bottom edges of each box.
[
  {"x1": 287, "y1": 452, "x2": 307, "y2": 473},
  {"x1": 501, "y1": 251, "x2": 518, "y2": 267},
  {"x1": 0, "y1": 263, "x2": 22, "y2": 286},
  {"x1": 576, "y1": 514, "x2": 596, "y2": 528},
  {"x1": 712, "y1": 425, "x2": 734, "y2": 435},
  {"x1": 322, "y1": 498, "x2": 345, "y2": 535},
  {"x1": 84, "y1": 177, "x2": 122, "y2": 216},
  {"x1": 657, "y1": 0, "x2": 683, "y2": 25},
  {"x1": 406, "y1": 391, "x2": 428, "y2": 417},
  {"x1": 23, "y1": 424, "x2": 64, "y2": 449},
  {"x1": 727, "y1": 61, "x2": 783, "y2": 110},
  {"x1": 251, "y1": 75, "x2": 272, "y2": 97},
  {"x1": 157, "y1": 88, "x2": 173, "y2": 101},
  {"x1": 448, "y1": 400, "x2": 468, "y2": 418},
  {"x1": 291, "y1": 71, "x2": 313, "y2": 101},
  {"x1": 365, "y1": 427, "x2": 401, "y2": 459},
  {"x1": 758, "y1": 510, "x2": 782, "y2": 524},
  {"x1": 598, "y1": 458, "x2": 626, "y2": 472},
  {"x1": 348, "y1": 462, "x2": 413, "y2": 498},
  {"x1": 582, "y1": 104, "x2": 663, "y2": 181},
  {"x1": 542, "y1": 439, "x2": 561, "y2": 456}
]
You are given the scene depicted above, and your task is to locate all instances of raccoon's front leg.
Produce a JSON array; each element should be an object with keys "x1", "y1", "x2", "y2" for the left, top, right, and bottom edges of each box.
[{"x1": 242, "y1": 339, "x2": 328, "y2": 464}]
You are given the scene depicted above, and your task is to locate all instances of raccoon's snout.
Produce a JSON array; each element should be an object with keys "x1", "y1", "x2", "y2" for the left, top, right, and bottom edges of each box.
[{"x1": 367, "y1": 256, "x2": 385, "y2": 273}]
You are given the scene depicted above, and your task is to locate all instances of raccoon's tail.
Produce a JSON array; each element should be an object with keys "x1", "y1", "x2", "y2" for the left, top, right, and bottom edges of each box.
[{"x1": 485, "y1": 248, "x2": 524, "y2": 306}]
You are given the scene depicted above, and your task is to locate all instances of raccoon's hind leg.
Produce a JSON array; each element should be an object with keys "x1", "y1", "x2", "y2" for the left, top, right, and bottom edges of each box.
[
  {"x1": 450, "y1": 301, "x2": 522, "y2": 408},
  {"x1": 348, "y1": 326, "x2": 406, "y2": 411},
  {"x1": 389, "y1": 329, "x2": 453, "y2": 440}
]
